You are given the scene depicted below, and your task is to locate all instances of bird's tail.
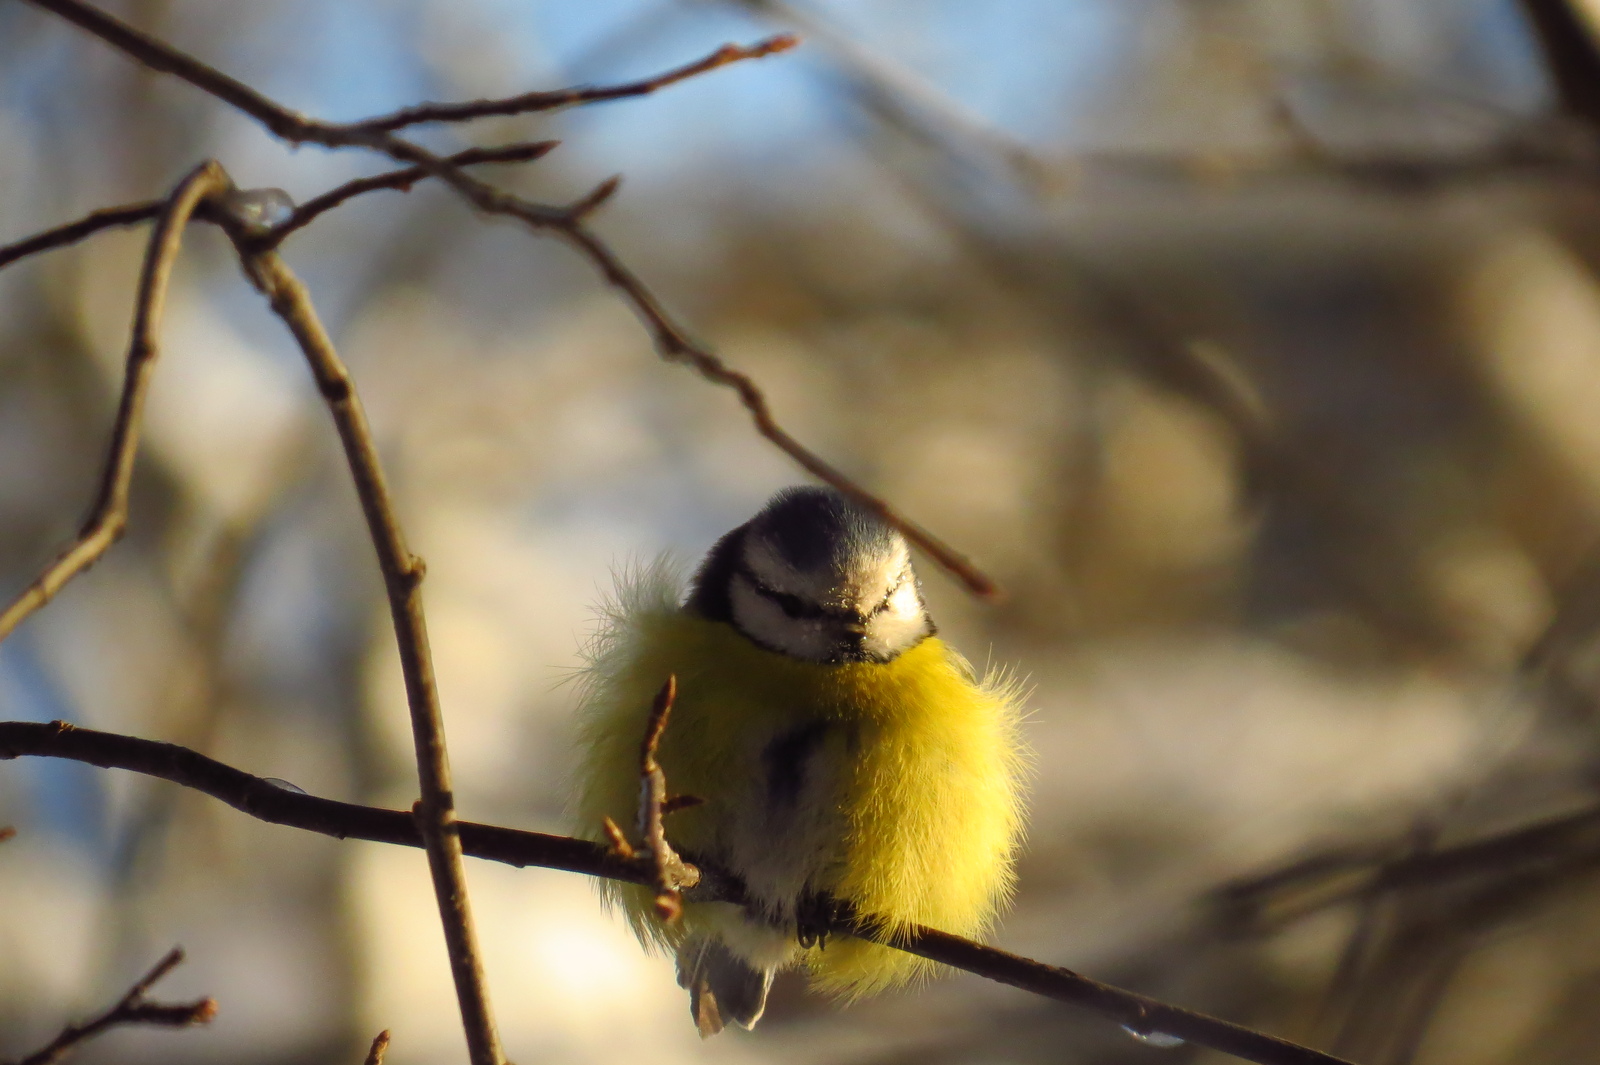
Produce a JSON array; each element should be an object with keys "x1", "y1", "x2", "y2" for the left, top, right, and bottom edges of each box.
[{"x1": 676, "y1": 936, "x2": 775, "y2": 1038}]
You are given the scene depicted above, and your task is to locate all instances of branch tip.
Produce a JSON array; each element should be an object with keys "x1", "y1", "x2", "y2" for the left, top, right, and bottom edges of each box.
[
  {"x1": 363, "y1": 1029, "x2": 393, "y2": 1065},
  {"x1": 568, "y1": 175, "x2": 623, "y2": 220}
]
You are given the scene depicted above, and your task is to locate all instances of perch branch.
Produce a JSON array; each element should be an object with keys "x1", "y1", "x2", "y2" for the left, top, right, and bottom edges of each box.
[
  {"x1": 8, "y1": 947, "x2": 216, "y2": 1065},
  {"x1": 221, "y1": 236, "x2": 504, "y2": 1065},
  {"x1": 19, "y1": 0, "x2": 1000, "y2": 600},
  {"x1": 0, "y1": 720, "x2": 1352, "y2": 1065},
  {"x1": 0, "y1": 161, "x2": 229, "y2": 644}
]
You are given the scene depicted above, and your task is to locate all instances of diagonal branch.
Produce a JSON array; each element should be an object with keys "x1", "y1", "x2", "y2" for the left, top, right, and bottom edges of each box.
[
  {"x1": 0, "y1": 161, "x2": 230, "y2": 644},
  {"x1": 9, "y1": 947, "x2": 217, "y2": 1065},
  {"x1": 250, "y1": 141, "x2": 560, "y2": 249},
  {"x1": 18, "y1": 0, "x2": 999, "y2": 600},
  {"x1": 219, "y1": 234, "x2": 504, "y2": 1065},
  {"x1": 0, "y1": 719, "x2": 1354, "y2": 1065},
  {"x1": 353, "y1": 35, "x2": 798, "y2": 133}
]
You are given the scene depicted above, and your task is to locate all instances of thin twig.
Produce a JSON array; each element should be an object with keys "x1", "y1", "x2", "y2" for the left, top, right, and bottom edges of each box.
[
  {"x1": 0, "y1": 201, "x2": 163, "y2": 269},
  {"x1": 253, "y1": 141, "x2": 560, "y2": 249},
  {"x1": 0, "y1": 142, "x2": 560, "y2": 271},
  {"x1": 0, "y1": 161, "x2": 230, "y2": 645},
  {"x1": 19, "y1": 0, "x2": 1000, "y2": 599},
  {"x1": 219, "y1": 237, "x2": 504, "y2": 1065},
  {"x1": 361, "y1": 1030, "x2": 391, "y2": 1065},
  {"x1": 10, "y1": 947, "x2": 216, "y2": 1065},
  {"x1": 353, "y1": 35, "x2": 799, "y2": 132},
  {"x1": 0, "y1": 719, "x2": 1354, "y2": 1065},
  {"x1": 634, "y1": 676, "x2": 698, "y2": 920}
]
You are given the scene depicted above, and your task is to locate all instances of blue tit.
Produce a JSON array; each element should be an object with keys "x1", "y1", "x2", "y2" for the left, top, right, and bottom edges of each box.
[{"x1": 572, "y1": 486, "x2": 1027, "y2": 1036}]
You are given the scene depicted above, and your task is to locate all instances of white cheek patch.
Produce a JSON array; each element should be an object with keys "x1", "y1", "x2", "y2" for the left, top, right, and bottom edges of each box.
[
  {"x1": 863, "y1": 568, "x2": 932, "y2": 659},
  {"x1": 839, "y1": 541, "x2": 909, "y2": 611}
]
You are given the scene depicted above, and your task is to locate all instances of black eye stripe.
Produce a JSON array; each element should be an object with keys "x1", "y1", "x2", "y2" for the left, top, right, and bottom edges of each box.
[
  {"x1": 872, "y1": 577, "x2": 907, "y2": 615},
  {"x1": 739, "y1": 567, "x2": 827, "y2": 619}
]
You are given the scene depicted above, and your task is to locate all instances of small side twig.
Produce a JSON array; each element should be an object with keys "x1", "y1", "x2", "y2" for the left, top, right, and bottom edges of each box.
[
  {"x1": 351, "y1": 35, "x2": 799, "y2": 133},
  {"x1": 0, "y1": 160, "x2": 230, "y2": 645},
  {"x1": 635, "y1": 676, "x2": 698, "y2": 920},
  {"x1": 10, "y1": 947, "x2": 216, "y2": 1065},
  {"x1": 565, "y1": 175, "x2": 622, "y2": 221},
  {"x1": 361, "y1": 1030, "x2": 391, "y2": 1065}
]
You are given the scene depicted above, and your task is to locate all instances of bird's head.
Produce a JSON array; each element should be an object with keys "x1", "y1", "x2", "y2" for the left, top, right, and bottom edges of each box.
[{"x1": 689, "y1": 487, "x2": 935, "y2": 664}]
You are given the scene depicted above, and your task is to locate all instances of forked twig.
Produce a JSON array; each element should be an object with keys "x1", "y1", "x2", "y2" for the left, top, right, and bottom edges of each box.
[
  {"x1": 0, "y1": 141, "x2": 561, "y2": 269},
  {"x1": 10, "y1": 947, "x2": 216, "y2": 1065},
  {"x1": 0, "y1": 161, "x2": 230, "y2": 644},
  {"x1": 18, "y1": 0, "x2": 1000, "y2": 600}
]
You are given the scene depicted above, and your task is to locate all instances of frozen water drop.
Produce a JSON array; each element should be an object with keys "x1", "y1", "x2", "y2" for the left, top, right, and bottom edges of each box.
[
  {"x1": 220, "y1": 187, "x2": 295, "y2": 231},
  {"x1": 1121, "y1": 1025, "x2": 1185, "y2": 1048},
  {"x1": 262, "y1": 777, "x2": 308, "y2": 795}
]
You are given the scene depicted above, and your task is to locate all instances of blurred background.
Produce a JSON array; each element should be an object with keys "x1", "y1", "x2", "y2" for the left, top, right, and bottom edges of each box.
[{"x1": 4, "y1": 1, "x2": 1600, "y2": 1063}]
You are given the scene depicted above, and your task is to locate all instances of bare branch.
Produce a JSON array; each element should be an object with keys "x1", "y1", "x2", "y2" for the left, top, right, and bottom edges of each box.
[
  {"x1": 361, "y1": 1030, "x2": 391, "y2": 1065},
  {"x1": 1518, "y1": 0, "x2": 1600, "y2": 132},
  {"x1": 220, "y1": 239, "x2": 504, "y2": 1065},
  {"x1": 0, "y1": 201, "x2": 163, "y2": 269},
  {"x1": 253, "y1": 141, "x2": 560, "y2": 249},
  {"x1": 0, "y1": 719, "x2": 1354, "y2": 1065},
  {"x1": 0, "y1": 141, "x2": 558, "y2": 275},
  {"x1": 19, "y1": 0, "x2": 1000, "y2": 600},
  {"x1": 353, "y1": 35, "x2": 800, "y2": 133},
  {"x1": 9, "y1": 947, "x2": 217, "y2": 1065},
  {"x1": 0, "y1": 161, "x2": 230, "y2": 645}
]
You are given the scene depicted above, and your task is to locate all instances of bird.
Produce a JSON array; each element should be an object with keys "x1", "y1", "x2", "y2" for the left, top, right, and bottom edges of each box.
[{"x1": 571, "y1": 486, "x2": 1027, "y2": 1036}]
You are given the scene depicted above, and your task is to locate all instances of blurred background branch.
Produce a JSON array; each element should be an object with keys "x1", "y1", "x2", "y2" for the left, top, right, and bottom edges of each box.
[{"x1": 6, "y1": 948, "x2": 215, "y2": 1065}]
